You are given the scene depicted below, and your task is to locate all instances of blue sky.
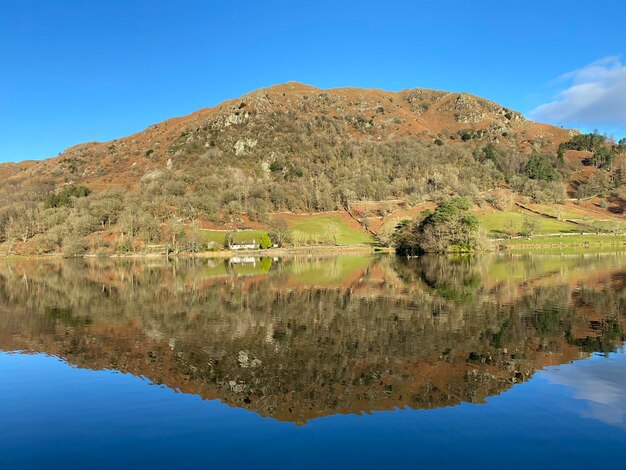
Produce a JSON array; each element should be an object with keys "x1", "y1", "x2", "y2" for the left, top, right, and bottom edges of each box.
[{"x1": 1, "y1": 0, "x2": 625, "y2": 162}]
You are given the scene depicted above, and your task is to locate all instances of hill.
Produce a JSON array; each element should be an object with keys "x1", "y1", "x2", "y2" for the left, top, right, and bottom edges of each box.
[
  {"x1": 1, "y1": 82, "x2": 572, "y2": 187},
  {"x1": 1, "y1": 82, "x2": 625, "y2": 255}
]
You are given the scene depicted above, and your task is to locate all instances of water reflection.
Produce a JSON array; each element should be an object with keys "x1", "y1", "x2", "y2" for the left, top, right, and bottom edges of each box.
[
  {"x1": 543, "y1": 353, "x2": 626, "y2": 427},
  {"x1": 0, "y1": 253, "x2": 625, "y2": 424}
]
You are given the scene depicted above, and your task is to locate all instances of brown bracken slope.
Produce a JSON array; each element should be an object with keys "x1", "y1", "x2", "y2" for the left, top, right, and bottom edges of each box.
[{"x1": 0, "y1": 82, "x2": 573, "y2": 190}]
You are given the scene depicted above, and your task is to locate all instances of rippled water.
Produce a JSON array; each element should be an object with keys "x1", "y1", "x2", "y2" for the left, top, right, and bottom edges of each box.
[{"x1": 1, "y1": 253, "x2": 625, "y2": 468}]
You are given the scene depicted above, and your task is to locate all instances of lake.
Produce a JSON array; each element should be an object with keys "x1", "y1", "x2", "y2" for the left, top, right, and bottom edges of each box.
[{"x1": 1, "y1": 253, "x2": 626, "y2": 469}]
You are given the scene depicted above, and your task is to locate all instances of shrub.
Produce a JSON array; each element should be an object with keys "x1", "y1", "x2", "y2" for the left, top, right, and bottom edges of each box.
[
  {"x1": 525, "y1": 153, "x2": 557, "y2": 181},
  {"x1": 268, "y1": 219, "x2": 291, "y2": 247},
  {"x1": 63, "y1": 235, "x2": 89, "y2": 257},
  {"x1": 520, "y1": 216, "x2": 539, "y2": 237},
  {"x1": 559, "y1": 131, "x2": 607, "y2": 152},
  {"x1": 393, "y1": 197, "x2": 480, "y2": 254},
  {"x1": 44, "y1": 185, "x2": 91, "y2": 209},
  {"x1": 260, "y1": 233, "x2": 272, "y2": 249}
]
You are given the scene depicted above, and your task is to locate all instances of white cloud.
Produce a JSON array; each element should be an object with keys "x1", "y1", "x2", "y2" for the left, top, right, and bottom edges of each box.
[
  {"x1": 529, "y1": 56, "x2": 626, "y2": 132},
  {"x1": 544, "y1": 352, "x2": 626, "y2": 427}
]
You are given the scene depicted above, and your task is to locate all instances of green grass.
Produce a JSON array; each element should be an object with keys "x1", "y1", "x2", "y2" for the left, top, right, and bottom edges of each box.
[
  {"x1": 477, "y1": 210, "x2": 580, "y2": 237},
  {"x1": 197, "y1": 229, "x2": 268, "y2": 246},
  {"x1": 517, "y1": 205, "x2": 626, "y2": 232},
  {"x1": 531, "y1": 207, "x2": 584, "y2": 220},
  {"x1": 198, "y1": 230, "x2": 229, "y2": 245},
  {"x1": 194, "y1": 215, "x2": 371, "y2": 249},
  {"x1": 231, "y1": 230, "x2": 267, "y2": 243},
  {"x1": 505, "y1": 234, "x2": 626, "y2": 248},
  {"x1": 282, "y1": 214, "x2": 373, "y2": 245}
]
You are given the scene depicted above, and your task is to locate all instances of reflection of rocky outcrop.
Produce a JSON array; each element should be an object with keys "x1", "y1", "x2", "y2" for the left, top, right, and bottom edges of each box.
[{"x1": 0, "y1": 254, "x2": 624, "y2": 424}]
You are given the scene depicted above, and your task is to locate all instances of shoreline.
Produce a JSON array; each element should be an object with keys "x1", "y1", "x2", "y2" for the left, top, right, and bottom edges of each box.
[
  {"x1": 501, "y1": 233, "x2": 626, "y2": 250},
  {"x1": 0, "y1": 244, "x2": 393, "y2": 260},
  {"x1": 4, "y1": 236, "x2": 626, "y2": 260}
]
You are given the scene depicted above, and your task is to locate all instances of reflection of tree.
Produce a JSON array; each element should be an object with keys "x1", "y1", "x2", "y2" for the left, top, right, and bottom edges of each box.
[
  {"x1": 415, "y1": 255, "x2": 483, "y2": 303},
  {"x1": 393, "y1": 255, "x2": 493, "y2": 307},
  {"x1": 0, "y1": 255, "x2": 625, "y2": 424},
  {"x1": 566, "y1": 287, "x2": 626, "y2": 354}
]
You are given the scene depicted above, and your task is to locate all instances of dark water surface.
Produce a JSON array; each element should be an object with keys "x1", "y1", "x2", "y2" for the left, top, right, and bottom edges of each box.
[{"x1": 1, "y1": 253, "x2": 626, "y2": 468}]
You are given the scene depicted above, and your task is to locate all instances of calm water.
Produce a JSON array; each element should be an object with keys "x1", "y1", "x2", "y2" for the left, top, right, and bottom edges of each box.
[{"x1": 1, "y1": 253, "x2": 626, "y2": 468}]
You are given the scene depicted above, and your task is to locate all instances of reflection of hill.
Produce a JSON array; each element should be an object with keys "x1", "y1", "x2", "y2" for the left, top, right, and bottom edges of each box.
[{"x1": 0, "y1": 254, "x2": 624, "y2": 424}]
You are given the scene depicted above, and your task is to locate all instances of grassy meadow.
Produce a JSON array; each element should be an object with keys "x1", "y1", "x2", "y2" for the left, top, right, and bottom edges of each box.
[
  {"x1": 477, "y1": 210, "x2": 580, "y2": 237},
  {"x1": 275, "y1": 213, "x2": 374, "y2": 245}
]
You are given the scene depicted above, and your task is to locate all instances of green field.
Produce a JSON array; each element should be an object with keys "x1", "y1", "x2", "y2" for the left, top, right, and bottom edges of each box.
[
  {"x1": 193, "y1": 215, "x2": 371, "y2": 249},
  {"x1": 280, "y1": 214, "x2": 374, "y2": 245},
  {"x1": 197, "y1": 229, "x2": 268, "y2": 247},
  {"x1": 478, "y1": 210, "x2": 580, "y2": 237},
  {"x1": 504, "y1": 234, "x2": 626, "y2": 248},
  {"x1": 529, "y1": 206, "x2": 586, "y2": 221},
  {"x1": 197, "y1": 230, "x2": 228, "y2": 246},
  {"x1": 528, "y1": 205, "x2": 626, "y2": 232},
  {"x1": 231, "y1": 230, "x2": 267, "y2": 243}
]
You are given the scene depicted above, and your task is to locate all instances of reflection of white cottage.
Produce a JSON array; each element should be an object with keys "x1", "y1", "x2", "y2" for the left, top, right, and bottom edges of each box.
[
  {"x1": 230, "y1": 256, "x2": 257, "y2": 265},
  {"x1": 229, "y1": 239, "x2": 258, "y2": 250}
]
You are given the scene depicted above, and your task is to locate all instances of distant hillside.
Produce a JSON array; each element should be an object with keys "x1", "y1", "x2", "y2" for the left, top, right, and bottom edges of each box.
[
  {"x1": 2, "y1": 82, "x2": 573, "y2": 189},
  {"x1": 1, "y1": 82, "x2": 625, "y2": 255}
]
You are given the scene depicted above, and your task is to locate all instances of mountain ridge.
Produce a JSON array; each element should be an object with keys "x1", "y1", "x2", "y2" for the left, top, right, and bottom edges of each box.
[{"x1": 1, "y1": 81, "x2": 573, "y2": 189}]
